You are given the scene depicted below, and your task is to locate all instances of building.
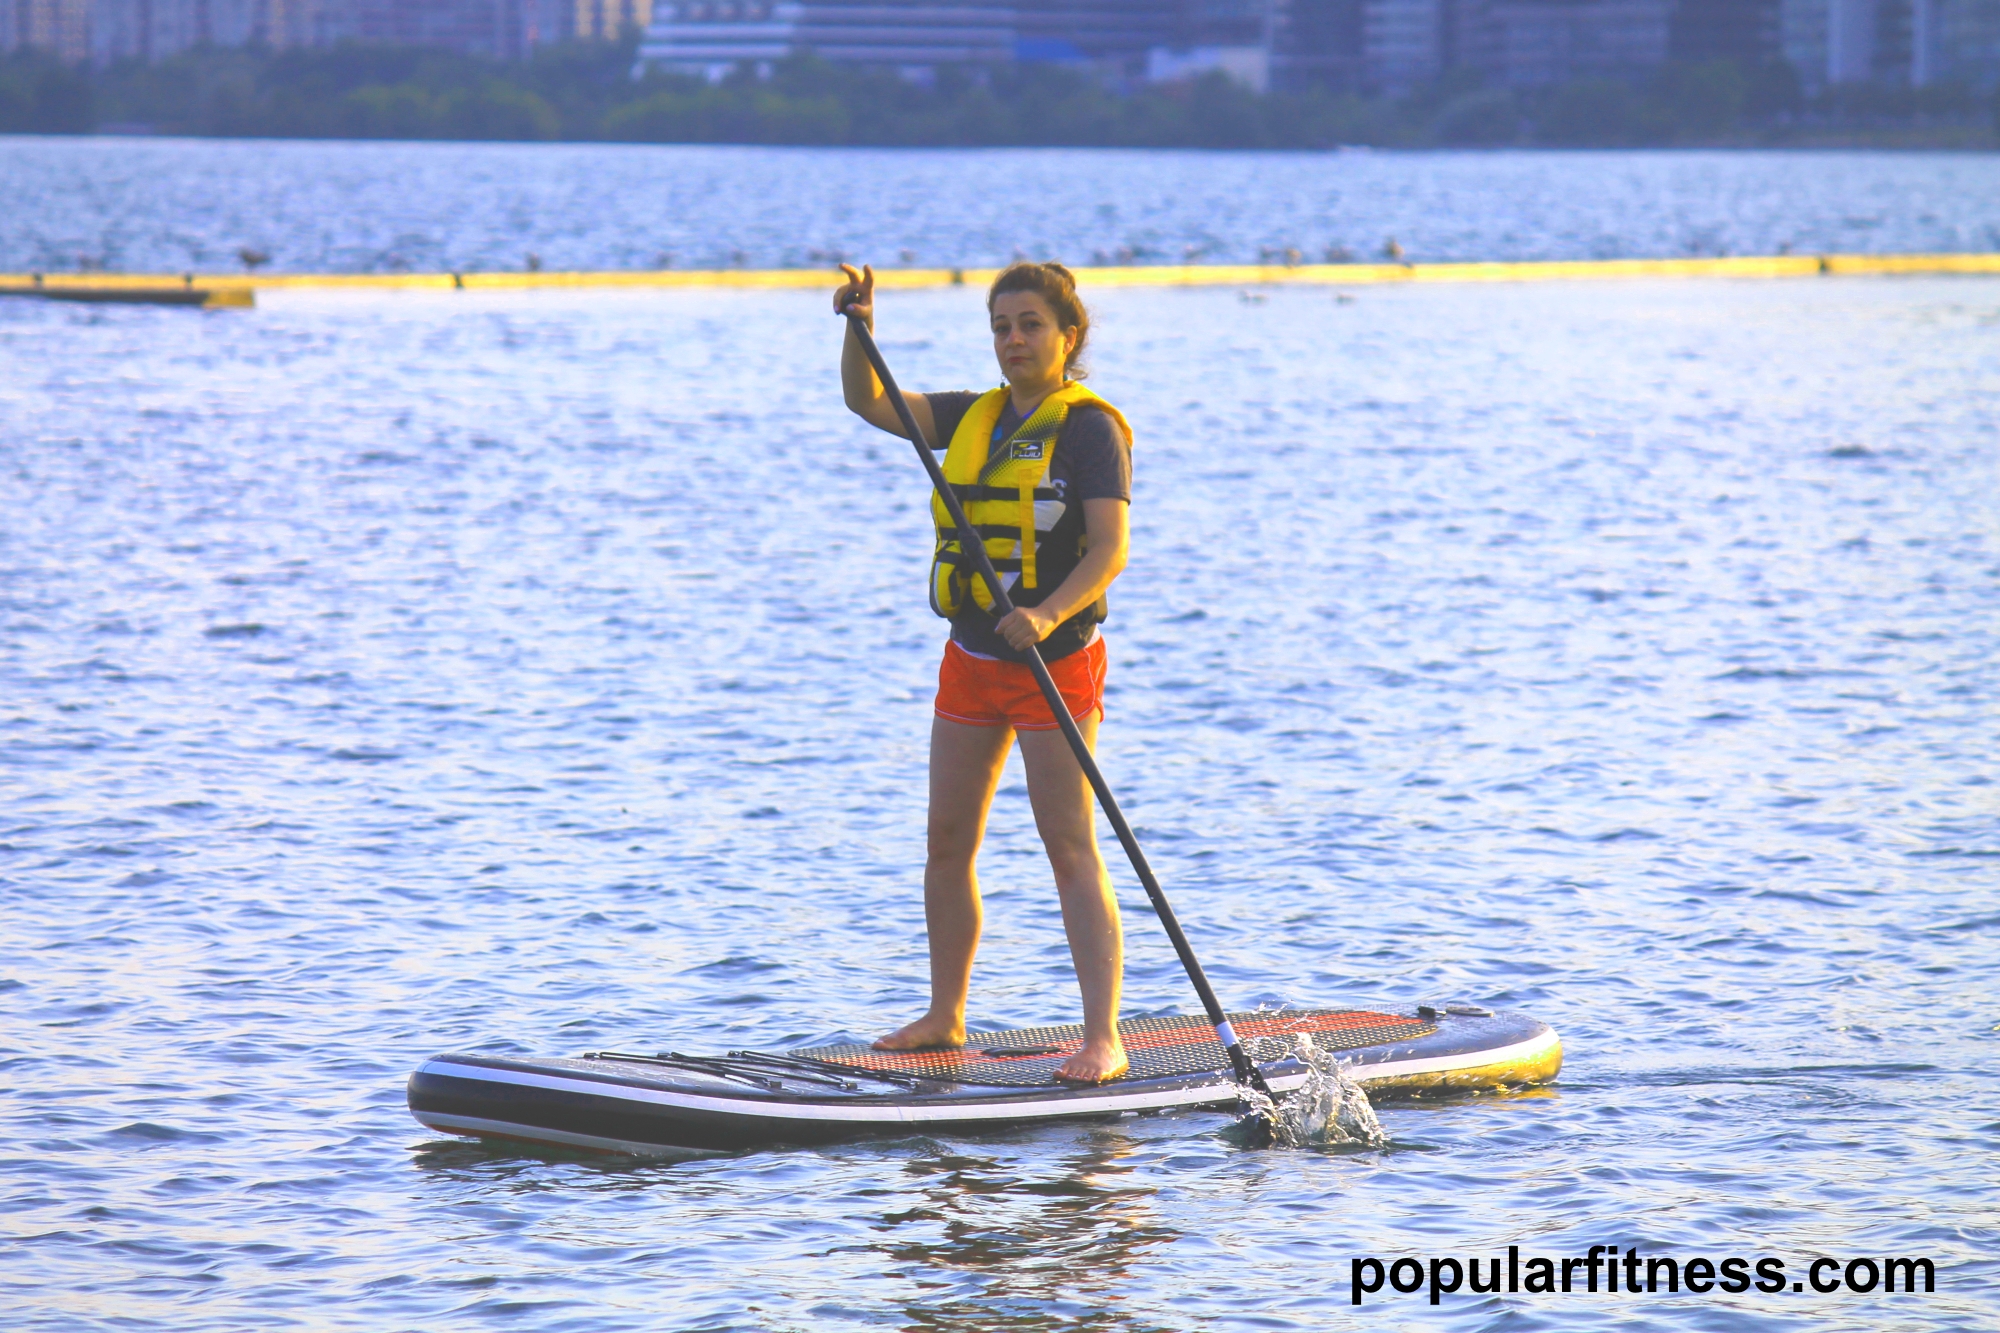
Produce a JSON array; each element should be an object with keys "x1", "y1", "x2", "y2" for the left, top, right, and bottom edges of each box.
[
  {"x1": 635, "y1": 1, "x2": 1012, "y2": 79},
  {"x1": 1935, "y1": 0, "x2": 2000, "y2": 86},
  {"x1": 1016, "y1": 0, "x2": 1168, "y2": 67},
  {"x1": 1273, "y1": 0, "x2": 1367, "y2": 88},
  {"x1": 1359, "y1": 0, "x2": 1439, "y2": 91},
  {"x1": 1457, "y1": 1, "x2": 1674, "y2": 87},
  {"x1": 1357, "y1": 0, "x2": 1674, "y2": 93},
  {"x1": 14, "y1": 0, "x2": 1995, "y2": 90},
  {"x1": 574, "y1": 0, "x2": 652, "y2": 39},
  {"x1": 5, "y1": 0, "x2": 583, "y2": 62},
  {"x1": 5, "y1": 0, "x2": 95, "y2": 60},
  {"x1": 1781, "y1": 0, "x2": 2000, "y2": 88},
  {"x1": 318, "y1": 0, "x2": 551, "y2": 60},
  {"x1": 1140, "y1": 0, "x2": 1272, "y2": 89},
  {"x1": 1669, "y1": 0, "x2": 1781, "y2": 64},
  {"x1": 89, "y1": 0, "x2": 267, "y2": 62},
  {"x1": 634, "y1": 0, "x2": 1171, "y2": 80},
  {"x1": 1350, "y1": 0, "x2": 2000, "y2": 94}
]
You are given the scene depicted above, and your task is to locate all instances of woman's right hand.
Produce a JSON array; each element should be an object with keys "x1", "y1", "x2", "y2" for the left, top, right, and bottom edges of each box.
[{"x1": 835, "y1": 263, "x2": 874, "y2": 323}]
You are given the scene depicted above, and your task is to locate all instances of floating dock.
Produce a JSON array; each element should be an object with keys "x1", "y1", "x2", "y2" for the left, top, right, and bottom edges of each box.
[
  {"x1": 2, "y1": 252, "x2": 1993, "y2": 302},
  {"x1": 0, "y1": 276, "x2": 254, "y2": 308}
]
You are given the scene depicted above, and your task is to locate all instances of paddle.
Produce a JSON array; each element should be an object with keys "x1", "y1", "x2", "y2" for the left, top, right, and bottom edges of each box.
[{"x1": 839, "y1": 303, "x2": 1277, "y2": 1123}]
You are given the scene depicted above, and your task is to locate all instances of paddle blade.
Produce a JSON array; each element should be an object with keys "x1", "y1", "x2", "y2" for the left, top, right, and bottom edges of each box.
[
  {"x1": 1224, "y1": 1036, "x2": 1388, "y2": 1150},
  {"x1": 1230, "y1": 1092, "x2": 1279, "y2": 1148}
]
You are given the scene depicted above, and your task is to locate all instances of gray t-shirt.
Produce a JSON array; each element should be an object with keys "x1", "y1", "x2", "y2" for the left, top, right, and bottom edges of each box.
[{"x1": 923, "y1": 390, "x2": 1132, "y2": 663}]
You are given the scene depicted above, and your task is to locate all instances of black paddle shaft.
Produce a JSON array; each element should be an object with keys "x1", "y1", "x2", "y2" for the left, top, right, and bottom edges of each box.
[{"x1": 842, "y1": 308, "x2": 1269, "y2": 1097}]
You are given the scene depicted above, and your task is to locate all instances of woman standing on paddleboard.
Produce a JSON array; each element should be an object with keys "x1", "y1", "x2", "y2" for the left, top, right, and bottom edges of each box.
[{"x1": 836, "y1": 261, "x2": 1135, "y2": 1084}]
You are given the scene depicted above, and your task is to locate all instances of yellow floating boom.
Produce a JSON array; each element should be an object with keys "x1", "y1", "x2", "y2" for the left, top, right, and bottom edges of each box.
[{"x1": 2, "y1": 252, "x2": 1993, "y2": 299}]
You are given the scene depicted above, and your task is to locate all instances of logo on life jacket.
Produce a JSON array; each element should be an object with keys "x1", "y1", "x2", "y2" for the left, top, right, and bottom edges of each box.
[{"x1": 928, "y1": 384, "x2": 1132, "y2": 620}]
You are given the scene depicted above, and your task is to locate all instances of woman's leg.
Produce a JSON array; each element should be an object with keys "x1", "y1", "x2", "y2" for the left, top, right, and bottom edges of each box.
[
  {"x1": 1017, "y1": 714, "x2": 1128, "y2": 1083},
  {"x1": 874, "y1": 715, "x2": 1015, "y2": 1051}
]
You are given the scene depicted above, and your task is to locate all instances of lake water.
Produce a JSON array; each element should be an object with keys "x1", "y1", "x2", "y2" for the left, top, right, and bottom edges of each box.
[
  {"x1": 3, "y1": 137, "x2": 2000, "y2": 274},
  {"x1": 4, "y1": 142, "x2": 1999, "y2": 1331}
]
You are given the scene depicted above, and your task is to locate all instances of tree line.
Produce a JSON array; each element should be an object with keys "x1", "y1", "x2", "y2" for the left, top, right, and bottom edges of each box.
[{"x1": 2, "y1": 39, "x2": 1993, "y2": 149}]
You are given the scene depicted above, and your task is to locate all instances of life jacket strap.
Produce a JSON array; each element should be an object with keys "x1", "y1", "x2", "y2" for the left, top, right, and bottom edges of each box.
[
  {"x1": 953, "y1": 482, "x2": 1059, "y2": 503},
  {"x1": 935, "y1": 547, "x2": 1024, "y2": 575},
  {"x1": 1018, "y1": 485, "x2": 1037, "y2": 589}
]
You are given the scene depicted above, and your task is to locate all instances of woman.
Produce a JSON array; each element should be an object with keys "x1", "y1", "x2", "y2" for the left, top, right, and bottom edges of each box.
[{"x1": 836, "y1": 260, "x2": 1135, "y2": 1084}]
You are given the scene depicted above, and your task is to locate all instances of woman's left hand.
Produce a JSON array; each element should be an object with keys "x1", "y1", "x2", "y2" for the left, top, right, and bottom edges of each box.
[{"x1": 995, "y1": 606, "x2": 1059, "y2": 651}]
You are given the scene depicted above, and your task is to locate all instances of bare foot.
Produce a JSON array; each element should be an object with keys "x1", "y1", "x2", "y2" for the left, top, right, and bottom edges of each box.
[
  {"x1": 872, "y1": 1013, "x2": 967, "y2": 1051},
  {"x1": 1055, "y1": 1038, "x2": 1128, "y2": 1084}
]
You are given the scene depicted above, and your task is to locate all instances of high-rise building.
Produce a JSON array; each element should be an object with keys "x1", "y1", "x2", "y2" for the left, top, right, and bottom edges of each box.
[
  {"x1": 1780, "y1": 0, "x2": 1998, "y2": 88},
  {"x1": 89, "y1": 0, "x2": 267, "y2": 62},
  {"x1": 575, "y1": 0, "x2": 653, "y2": 39},
  {"x1": 1176, "y1": 0, "x2": 1268, "y2": 47},
  {"x1": 1457, "y1": 1, "x2": 1673, "y2": 87},
  {"x1": 635, "y1": 0, "x2": 1185, "y2": 80},
  {"x1": 1012, "y1": 0, "x2": 1172, "y2": 67},
  {"x1": 1360, "y1": 0, "x2": 1679, "y2": 93},
  {"x1": 317, "y1": 0, "x2": 541, "y2": 59},
  {"x1": 3, "y1": 0, "x2": 584, "y2": 63},
  {"x1": 1669, "y1": 0, "x2": 1781, "y2": 64},
  {"x1": 1361, "y1": 0, "x2": 1442, "y2": 91},
  {"x1": 1934, "y1": 0, "x2": 2000, "y2": 86},
  {"x1": 14, "y1": 0, "x2": 1995, "y2": 93},
  {"x1": 1140, "y1": 0, "x2": 1277, "y2": 91},
  {"x1": 636, "y1": 1, "x2": 1014, "y2": 79},
  {"x1": 1274, "y1": 0, "x2": 1367, "y2": 88},
  {"x1": 4, "y1": 0, "x2": 95, "y2": 60}
]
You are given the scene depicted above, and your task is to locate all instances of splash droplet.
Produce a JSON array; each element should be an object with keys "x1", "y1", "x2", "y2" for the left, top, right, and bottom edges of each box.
[{"x1": 1246, "y1": 1033, "x2": 1388, "y2": 1149}]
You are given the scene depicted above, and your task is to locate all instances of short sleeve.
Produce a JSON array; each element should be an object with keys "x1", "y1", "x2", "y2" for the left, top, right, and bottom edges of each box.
[
  {"x1": 922, "y1": 391, "x2": 982, "y2": 452},
  {"x1": 1057, "y1": 405, "x2": 1131, "y2": 504}
]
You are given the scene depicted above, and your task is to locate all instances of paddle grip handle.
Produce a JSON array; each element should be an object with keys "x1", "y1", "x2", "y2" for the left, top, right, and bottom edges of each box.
[{"x1": 841, "y1": 308, "x2": 1269, "y2": 1096}]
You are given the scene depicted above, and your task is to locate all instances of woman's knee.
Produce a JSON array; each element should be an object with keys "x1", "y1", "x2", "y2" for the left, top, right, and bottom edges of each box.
[
  {"x1": 927, "y1": 814, "x2": 983, "y2": 864},
  {"x1": 1042, "y1": 835, "x2": 1105, "y2": 885}
]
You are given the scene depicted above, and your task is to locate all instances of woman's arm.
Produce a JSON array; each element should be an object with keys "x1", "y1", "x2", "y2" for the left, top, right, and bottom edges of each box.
[
  {"x1": 994, "y1": 498, "x2": 1129, "y2": 652},
  {"x1": 836, "y1": 263, "x2": 939, "y2": 445}
]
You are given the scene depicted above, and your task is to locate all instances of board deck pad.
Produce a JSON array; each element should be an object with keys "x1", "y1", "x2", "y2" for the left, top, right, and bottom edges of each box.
[{"x1": 791, "y1": 1009, "x2": 1437, "y2": 1088}]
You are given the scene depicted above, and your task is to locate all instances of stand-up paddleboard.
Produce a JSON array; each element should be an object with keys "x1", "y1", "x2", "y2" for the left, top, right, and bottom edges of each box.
[
  {"x1": 406, "y1": 312, "x2": 1570, "y2": 1162},
  {"x1": 407, "y1": 1005, "x2": 1561, "y2": 1158}
]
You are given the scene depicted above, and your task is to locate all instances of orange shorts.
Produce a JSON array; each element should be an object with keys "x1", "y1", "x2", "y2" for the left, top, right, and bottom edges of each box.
[{"x1": 934, "y1": 635, "x2": 1107, "y2": 731}]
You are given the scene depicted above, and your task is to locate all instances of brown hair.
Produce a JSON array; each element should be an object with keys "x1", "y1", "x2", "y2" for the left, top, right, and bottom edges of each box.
[{"x1": 987, "y1": 261, "x2": 1091, "y2": 380}]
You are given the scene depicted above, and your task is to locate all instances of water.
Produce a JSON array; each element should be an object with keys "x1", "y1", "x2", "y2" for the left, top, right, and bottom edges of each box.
[
  {"x1": 4, "y1": 136, "x2": 2000, "y2": 274},
  {"x1": 1241, "y1": 1034, "x2": 1388, "y2": 1150},
  {"x1": 4, "y1": 159, "x2": 1999, "y2": 1327}
]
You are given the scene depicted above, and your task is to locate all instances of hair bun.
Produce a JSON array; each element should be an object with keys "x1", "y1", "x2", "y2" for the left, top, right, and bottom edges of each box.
[{"x1": 1042, "y1": 262, "x2": 1076, "y2": 285}]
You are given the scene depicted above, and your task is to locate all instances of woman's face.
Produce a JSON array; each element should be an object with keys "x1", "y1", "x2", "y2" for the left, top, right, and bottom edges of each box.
[{"x1": 990, "y1": 291, "x2": 1077, "y2": 391}]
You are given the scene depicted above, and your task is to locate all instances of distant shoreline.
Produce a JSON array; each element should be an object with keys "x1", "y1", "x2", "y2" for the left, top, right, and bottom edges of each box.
[
  {"x1": 13, "y1": 129, "x2": 1995, "y2": 153},
  {"x1": 5, "y1": 42, "x2": 1994, "y2": 154}
]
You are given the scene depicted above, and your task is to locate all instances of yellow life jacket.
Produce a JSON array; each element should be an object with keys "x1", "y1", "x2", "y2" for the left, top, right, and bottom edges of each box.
[{"x1": 929, "y1": 383, "x2": 1132, "y2": 620}]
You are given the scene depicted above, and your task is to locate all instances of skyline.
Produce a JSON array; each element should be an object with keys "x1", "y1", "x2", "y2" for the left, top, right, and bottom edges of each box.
[{"x1": 6, "y1": 0, "x2": 1999, "y2": 97}]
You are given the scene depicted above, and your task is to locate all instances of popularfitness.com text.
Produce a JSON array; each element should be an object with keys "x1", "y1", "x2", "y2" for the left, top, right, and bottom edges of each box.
[{"x1": 1350, "y1": 1247, "x2": 1938, "y2": 1305}]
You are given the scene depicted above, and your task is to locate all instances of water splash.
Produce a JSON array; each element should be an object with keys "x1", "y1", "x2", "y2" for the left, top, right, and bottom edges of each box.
[{"x1": 1237, "y1": 1034, "x2": 1388, "y2": 1149}]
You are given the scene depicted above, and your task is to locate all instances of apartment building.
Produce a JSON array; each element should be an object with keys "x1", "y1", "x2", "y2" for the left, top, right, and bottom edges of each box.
[
  {"x1": 1783, "y1": 0, "x2": 2000, "y2": 88},
  {"x1": 4, "y1": 0, "x2": 574, "y2": 61},
  {"x1": 7, "y1": 0, "x2": 1996, "y2": 93},
  {"x1": 4, "y1": 0, "x2": 95, "y2": 60}
]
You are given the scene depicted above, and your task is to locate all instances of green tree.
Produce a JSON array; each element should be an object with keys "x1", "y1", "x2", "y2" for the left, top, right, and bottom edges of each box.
[
  {"x1": 1662, "y1": 59, "x2": 1749, "y2": 138},
  {"x1": 341, "y1": 84, "x2": 441, "y2": 137},
  {"x1": 1183, "y1": 72, "x2": 1269, "y2": 148},
  {"x1": 1434, "y1": 87, "x2": 1520, "y2": 146},
  {"x1": 439, "y1": 82, "x2": 560, "y2": 140},
  {"x1": 0, "y1": 50, "x2": 93, "y2": 133},
  {"x1": 1537, "y1": 78, "x2": 1648, "y2": 146}
]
